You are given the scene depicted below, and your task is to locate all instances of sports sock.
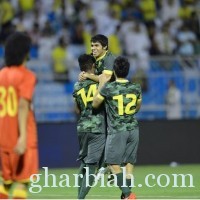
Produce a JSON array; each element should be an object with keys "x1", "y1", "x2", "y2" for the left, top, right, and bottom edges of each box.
[
  {"x1": 12, "y1": 188, "x2": 27, "y2": 199},
  {"x1": 78, "y1": 162, "x2": 86, "y2": 196},
  {"x1": 78, "y1": 164, "x2": 96, "y2": 199},
  {"x1": 116, "y1": 173, "x2": 131, "y2": 198},
  {"x1": 0, "y1": 185, "x2": 8, "y2": 199},
  {"x1": 126, "y1": 178, "x2": 132, "y2": 188},
  {"x1": 121, "y1": 179, "x2": 132, "y2": 199}
]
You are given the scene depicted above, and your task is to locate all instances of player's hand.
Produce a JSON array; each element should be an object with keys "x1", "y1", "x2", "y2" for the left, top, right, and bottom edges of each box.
[
  {"x1": 78, "y1": 71, "x2": 87, "y2": 81},
  {"x1": 14, "y1": 137, "x2": 26, "y2": 155}
]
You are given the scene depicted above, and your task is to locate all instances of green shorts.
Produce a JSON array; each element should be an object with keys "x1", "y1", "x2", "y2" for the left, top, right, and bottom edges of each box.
[
  {"x1": 77, "y1": 132, "x2": 106, "y2": 164},
  {"x1": 105, "y1": 128, "x2": 139, "y2": 165}
]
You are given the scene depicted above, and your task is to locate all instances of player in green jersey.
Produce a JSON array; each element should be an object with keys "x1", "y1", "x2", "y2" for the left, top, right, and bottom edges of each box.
[
  {"x1": 92, "y1": 56, "x2": 142, "y2": 199},
  {"x1": 79, "y1": 34, "x2": 116, "y2": 178},
  {"x1": 79, "y1": 34, "x2": 116, "y2": 82},
  {"x1": 73, "y1": 54, "x2": 106, "y2": 199}
]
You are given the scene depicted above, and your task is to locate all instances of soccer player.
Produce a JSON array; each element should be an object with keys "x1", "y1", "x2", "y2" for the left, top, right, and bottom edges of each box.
[
  {"x1": 92, "y1": 56, "x2": 142, "y2": 199},
  {"x1": 73, "y1": 54, "x2": 106, "y2": 199},
  {"x1": 79, "y1": 34, "x2": 116, "y2": 177},
  {"x1": 0, "y1": 32, "x2": 38, "y2": 199},
  {"x1": 79, "y1": 34, "x2": 116, "y2": 82}
]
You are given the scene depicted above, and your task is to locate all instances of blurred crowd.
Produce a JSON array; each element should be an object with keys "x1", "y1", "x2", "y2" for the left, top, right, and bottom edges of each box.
[{"x1": 0, "y1": 0, "x2": 200, "y2": 73}]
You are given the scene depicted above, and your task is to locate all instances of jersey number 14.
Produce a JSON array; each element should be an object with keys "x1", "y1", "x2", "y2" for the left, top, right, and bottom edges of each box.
[{"x1": 77, "y1": 84, "x2": 97, "y2": 107}]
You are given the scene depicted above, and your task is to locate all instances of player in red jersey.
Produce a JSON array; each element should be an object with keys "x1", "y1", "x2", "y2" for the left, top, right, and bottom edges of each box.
[{"x1": 0, "y1": 32, "x2": 38, "y2": 199}]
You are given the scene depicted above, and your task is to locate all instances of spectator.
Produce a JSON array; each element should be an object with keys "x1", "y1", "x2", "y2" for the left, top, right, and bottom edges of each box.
[
  {"x1": 188, "y1": 11, "x2": 200, "y2": 40},
  {"x1": 18, "y1": 0, "x2": 35, "y2": 13},
  {"x1": 148, "y1": 25, "x2": 161, "y2": 55},
  {"x1": 0, "y1": 0, "x2": 15, "y2": 44},
  {"x1": 69, "y1": 20, "x2": 85, "y2": 57},
  {"x1": 132, "y1": 68, "x2": 148, "y2": 92},
  {"x1": 51, "y1": 37, "x2": 74, "y2": 82},
  {"x1": 178, "y1": 0, "x2": 194, "y2": 20},
  {"x1": 165, "y1": 80, "x2": 182, "y2": 119},
  {"x1": 108, "y1": 0, "x2": 122, "y2": 20},
  {"x1": 38, "y1": 21, "x2": 56, "y2": 60},
  {"x1": 124, "y1": 20, "x2": 150, "y2": 70},
  {"x1": 71, "y1": 21, "x2": 84, "y2": 45},
  {"x1": 160, "y1": 0, "x2": 180, "y2": 23},
  {"x1": 83, "y1": 18, "x2": 97, "y2": 54},
  {"x1": 176, "y1": 24, "x2": 197, "y2": 56},
  {"x1": 29, "y1": 22, "x2": 41, "y2": 48},
  {"x1": 108, "y1": 25, "x2": 122, "y2": 56},
  {"x1": 154, "y1": 23, "x2": 177, "y2": 55},
  {"x1": 139, "y1": 0, "x2": 157, "y2": 28}
]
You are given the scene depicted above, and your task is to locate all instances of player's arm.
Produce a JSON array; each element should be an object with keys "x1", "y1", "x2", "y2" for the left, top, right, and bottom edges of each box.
[
  {"x1": 92, "y1": 93, "x2": 104, "y2": 108},
  {"x1": 79, "y1": 71, "x2": 99, "y2": 82},
  {"x1": 84, "y1": 73, "x2": 99, "y2": 82},
  {"x1": 86, "y1": 71, "x2": 112, "y2": 83},
  {"x1": 92, "y1": 81, "x2": 105, "y2": 108},
  {"x1": 79, "y1": 70, "x2": 113, "y2": 83},
  {"x1": 92, "y1": 74, "x2": 110, "y2": 108},
  {"x1": 102, "y1": 69, "x2": 113, "y2": 82},
  {"x1": 80, "y1": 72, "x2": 112, "y2": 83},
  {"x1": 15, "y1": 98, "x2": 29, "y2": 155}
]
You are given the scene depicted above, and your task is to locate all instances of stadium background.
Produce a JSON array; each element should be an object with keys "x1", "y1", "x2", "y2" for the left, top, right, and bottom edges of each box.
[{"x1": 0, "y1": 0, "x2": 200, "y2": 198}]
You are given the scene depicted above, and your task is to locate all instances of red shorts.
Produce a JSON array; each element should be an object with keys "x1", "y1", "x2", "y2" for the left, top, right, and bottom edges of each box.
[{"x1": 0, "y1": 148, "x2": 38, "y2": 184}]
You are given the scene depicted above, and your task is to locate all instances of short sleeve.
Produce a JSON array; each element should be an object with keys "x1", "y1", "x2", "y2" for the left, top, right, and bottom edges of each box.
[
  {"x1": 19, "y1": 71, "x2": 36, "y2": 101},
  {"x1": 103, "y1": 54, "x2": 115, "y2": 72}
]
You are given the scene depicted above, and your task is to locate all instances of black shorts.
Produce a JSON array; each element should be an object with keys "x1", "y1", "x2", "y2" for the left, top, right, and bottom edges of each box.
[
  {"x1": 77, "y1": 132, "x2": 106, "y2": 164},
  {"x1": 105, "y1": 128, "x2": 139, "y2": 165}
]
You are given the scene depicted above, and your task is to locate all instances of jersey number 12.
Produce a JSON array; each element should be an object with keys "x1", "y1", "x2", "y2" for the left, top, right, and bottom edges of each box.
[{"x1": 113, "y1": 94, "x2": 137, "y2": 115}]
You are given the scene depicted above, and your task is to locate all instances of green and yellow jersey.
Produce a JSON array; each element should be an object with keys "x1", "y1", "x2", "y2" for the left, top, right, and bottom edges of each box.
[
  {"x1": 98, "y1": 80, "x2": 142, "y2": 134},
  {"x1": 73, "y1": 79, "x2": 105, "y2": 134},
  {"x1": 95, "y1": 51, "x2": 116, "y2": 76}
]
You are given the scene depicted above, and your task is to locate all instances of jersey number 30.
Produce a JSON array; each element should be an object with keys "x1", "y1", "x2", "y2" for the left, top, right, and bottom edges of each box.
[
  {"x1": 113, "y1": 94, "x2": 137, "y2": 115},
  {"x1": 0, "y1": 86, "x2": 18, "y2": 117}
]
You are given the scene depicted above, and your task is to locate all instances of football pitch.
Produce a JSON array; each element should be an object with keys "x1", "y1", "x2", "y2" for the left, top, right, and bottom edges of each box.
[{"x1": 28, "y1": 164, "x2": 200, "y2": 199}]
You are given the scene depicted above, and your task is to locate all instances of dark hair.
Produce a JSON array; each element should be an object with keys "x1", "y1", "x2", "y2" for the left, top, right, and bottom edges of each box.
[
  {"x1": 91, "y1": 34, "x2": 108, "y2": 50},
  {"x1": 78, "y1": 54, "x2": 96, "y2": 72},
  {"x1": 113, "y1": 56, "x2": 130, "y2": 78},
  {"x1": 5, "y1": 32, "x2": 31, "y2": 66}
]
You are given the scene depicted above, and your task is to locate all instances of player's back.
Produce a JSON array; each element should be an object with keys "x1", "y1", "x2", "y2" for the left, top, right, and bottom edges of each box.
[
  {"x1": 101, "y1": 80, "x2": 142, "y2": 133},
  {"x1": 73, "y1": 79, "x2": 105, "y2": 134},
  {"x1": 0, "y1": 65, "x2": 37, "y2": 150}
]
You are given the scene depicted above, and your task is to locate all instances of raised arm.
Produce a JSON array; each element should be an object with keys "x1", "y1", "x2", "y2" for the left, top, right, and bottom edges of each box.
[{"x1": 92, "y1": 74, "x2": 111, "y2": 108}]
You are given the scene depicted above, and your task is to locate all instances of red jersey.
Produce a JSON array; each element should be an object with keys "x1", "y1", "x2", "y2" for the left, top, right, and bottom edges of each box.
[{"x1": 0, "y1": 65, "x2": 37, "y2": 150}]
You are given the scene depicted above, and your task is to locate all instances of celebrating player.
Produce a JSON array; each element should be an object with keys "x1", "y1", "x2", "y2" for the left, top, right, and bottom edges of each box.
[
  {"x1": 93, "y1": 56, "x2": 142, "y2": 199},
  {"x1": 73, "y1": 54, "x2": 106, "y2": 199}
]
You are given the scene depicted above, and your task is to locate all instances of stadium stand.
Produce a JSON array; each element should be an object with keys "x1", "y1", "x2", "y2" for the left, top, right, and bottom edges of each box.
[{"x1": 0, "y1": 0, "x2": 199, "y2": 121}]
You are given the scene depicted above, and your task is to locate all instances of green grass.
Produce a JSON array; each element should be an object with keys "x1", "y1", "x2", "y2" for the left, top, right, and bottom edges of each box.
[{"x1": 28, "y1": 164, "x2": 200, "y2": 199}]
